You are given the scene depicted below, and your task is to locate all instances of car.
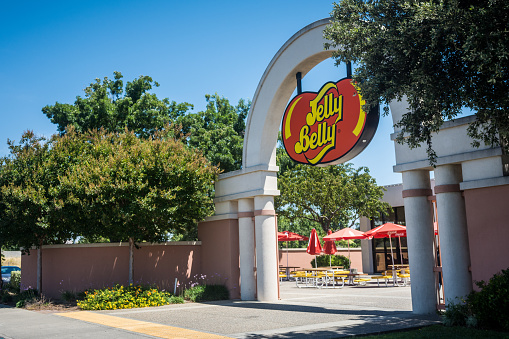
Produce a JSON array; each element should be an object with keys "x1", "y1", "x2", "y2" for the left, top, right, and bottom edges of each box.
[{"x1": 1, "y1": 266, "x2": 21, "y2": 284}]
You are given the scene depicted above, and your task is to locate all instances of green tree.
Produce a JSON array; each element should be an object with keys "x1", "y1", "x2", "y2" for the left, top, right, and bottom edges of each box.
[
  {"x1": 53, "y1": 127, "x2": 219, "y2": 282},
  {"x1": 275, "y1": 163, "x2": 390, "y2": 234},
  {"x1": 324, "y1": 0, "x2": 509, "y2": 163},
  {"x1": 42, "y1": 71, "x2": 192, "y2": 138},
  {"x1": 276, "y1": 132, "x2": 296, "y2": 176},
  {"x1": 0, "y1": 131, "x2": 75, "y2": 292},
  {"x1": 178, "y1": 93, "x2": 249, "y2": 172},
  {"x1": 277, "y1": 215, "x2": 315, "y2": 248}
]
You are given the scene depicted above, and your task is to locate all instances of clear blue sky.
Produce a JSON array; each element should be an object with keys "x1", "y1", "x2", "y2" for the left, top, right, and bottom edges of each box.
[{"x1": 0, "y1": 0, "x2": 402, "y2": 186}]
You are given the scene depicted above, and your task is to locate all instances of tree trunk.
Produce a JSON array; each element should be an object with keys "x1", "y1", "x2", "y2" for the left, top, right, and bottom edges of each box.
[
  {"x1": 128, "y1": 237, "x2": 134, "y2": 285},
  {"x1": 0, "y1": 245, "x2": 3, "y2": 290},
  {"x1": 37, "y1": 241, "x2": 43, "y2": 293}
]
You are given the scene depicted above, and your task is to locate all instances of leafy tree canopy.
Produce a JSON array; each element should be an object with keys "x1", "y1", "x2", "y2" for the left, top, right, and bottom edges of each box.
[
  {"x1": 0, "y1": 132, "x2": 73, "y2": 252},
  {"x1": 177, "y1": 93, "x2": 249, "y2": 172},
  {"x1": 42, "y1": 72, "x2": 249, "y2": 173},
  {"x1": 0, "y1": 128, "x2": 220, "y2": 251},
  {"x1": 275, "y1": 163, "x2": 391, "y2": 234},
  {"x1": 54, "y1": 127, "x2": 220, "y2": 242},
  {"x1": 324, "y1": 0, "x2": 509, "y2": 163},
  {"x1": 276, "y1": 132, "x2": 296, "y2": 176},
  {"x1": 42, "y1": 71, "x2": 192, "y2": 138}
]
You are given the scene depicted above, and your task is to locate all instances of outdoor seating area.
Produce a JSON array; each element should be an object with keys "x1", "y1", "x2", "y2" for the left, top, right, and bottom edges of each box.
[
  {"x1": 280, "y1": 266, "x2": 411, "y2": 289},
  {"x1": 278, "y1": 223, "x2": 412, "y2": 291}
]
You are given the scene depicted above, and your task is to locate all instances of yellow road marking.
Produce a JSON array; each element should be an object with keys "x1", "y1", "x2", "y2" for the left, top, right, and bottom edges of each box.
[{"x1": 57, "y1": 311, "x2": 231, "y2": 339}]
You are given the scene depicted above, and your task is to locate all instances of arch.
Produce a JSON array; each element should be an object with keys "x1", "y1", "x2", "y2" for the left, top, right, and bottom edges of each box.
[{"x1": 243, "y1": 18, "x2": 333, "y2": 169}]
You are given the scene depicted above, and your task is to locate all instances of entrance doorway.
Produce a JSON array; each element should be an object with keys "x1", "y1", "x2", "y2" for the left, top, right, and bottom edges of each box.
[{"x1": 370, "y1": 206, "x2": 407, "y2": 273}]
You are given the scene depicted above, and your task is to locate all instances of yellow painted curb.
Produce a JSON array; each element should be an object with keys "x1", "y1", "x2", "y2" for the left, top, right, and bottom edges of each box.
[{"x1": 56, "y1": 311, "x2": 231, "y2": 339}]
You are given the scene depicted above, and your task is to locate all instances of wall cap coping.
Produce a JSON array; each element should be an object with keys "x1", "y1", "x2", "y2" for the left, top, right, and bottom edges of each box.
[
  {"x1": 460, "y1": 176, "x2": 509, "y2": 191},
  {"x1": 204, "y1": 214, "x2": 239, "y2": 222},
  {"x1": 24, "y1": 241, "x2": 201, "y2": 250},
  {"x1": 390, "y1": 115, "x2": 477, "y2": 141},
  {"x1": 393, "y1": 147, "x2": 503, "y2": 172},
  {"x1": 214, "y1": 189, "x2": 280, "y2": 203},
  {"x1": 218, "y1": 164, "x2": 279, "y2": 180}
]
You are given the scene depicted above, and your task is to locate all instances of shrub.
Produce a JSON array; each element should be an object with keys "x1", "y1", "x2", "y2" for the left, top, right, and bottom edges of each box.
[
  {"x1": 442, "y1": 268, "x2": 509, "y2": 331},
  {"x1": 468, "y1": 268, "x2": 509, "y2": 331},
  {"x1": 9, "y1": 271, "x2": 21, "y2": 292},
  {"x1": 183, "y1": 284, "x2": 229, "y2": 302},
  {"x1": 15, "y1": 288, "x2": 39, "y2": 308},
  {"x1": 0, "y1": 289, "x2": 13, "y2": 303},
  {"x1": 61, "y1": 290, "x2": 77, "y2": 303},
  {"x1": 442, "y1": 299, "x2": 472, "y2": 327},
  {"x1": 77, "y1": 284, "x2": 183, "y2": 310},
  {"x1": 311, "y1": 254, "x2": 350, "y2": 269}
]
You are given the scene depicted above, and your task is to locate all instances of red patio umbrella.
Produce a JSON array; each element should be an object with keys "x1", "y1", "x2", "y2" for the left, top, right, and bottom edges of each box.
[
  {"x1": 323, "y1": 227, "x2": 368, "y2": 264},
  {"x1": 307, "y1": 228, "x2": 322, "y2": 268},
  {"x1": 278, "y1": 231, "x2": 308, "y2": 268},
  {"x1": 364, "y1": 223, "x2": 407, "y2": 284},
  {"x1": 277, "y1": 231, "x2": 308, "y2": 242},
  {"x1": 364, "y1": 222, "x2": 407, "y2": 238},
  {"x1": 322, "y1": 230, "x2": 338, "y2": 267}
]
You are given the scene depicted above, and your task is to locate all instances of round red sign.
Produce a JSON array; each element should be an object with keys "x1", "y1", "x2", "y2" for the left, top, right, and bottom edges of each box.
[{"x1": 281, "y1": 78, "x2": 378, "y2": 165}]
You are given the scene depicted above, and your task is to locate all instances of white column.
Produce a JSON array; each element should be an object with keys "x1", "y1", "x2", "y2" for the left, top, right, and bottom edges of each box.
[
  {"x1": 359, "y1": 216, "x2": 374, "y2": 274},
  {"x1": 238, "y1": 198, "x2": 256, "y2": 300},
  {"x1": 254, "y1": 195, "x2": 278, "y2": 301},
  {"x1": 402, "y1": 170, "x2": 436, "y2": 314},
  {"x1": 434, "y1": 165, "x2": 472, "y2": 304}
]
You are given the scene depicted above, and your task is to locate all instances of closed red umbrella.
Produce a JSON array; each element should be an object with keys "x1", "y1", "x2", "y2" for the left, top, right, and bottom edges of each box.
[
  {"x1": 322, "y1": 229, "x2": 337, "y2": 267},
  {"x1": 307, "y1": 228, "x2": 322, "y2": 268},
  {"x1": 323, "y1": 227, "x2": 368, "y2": 264}
]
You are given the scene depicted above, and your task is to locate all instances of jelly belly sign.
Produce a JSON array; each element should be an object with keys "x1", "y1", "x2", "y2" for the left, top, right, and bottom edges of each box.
[{"x1": 282, "y1": 78, "x2": 379, "y2": 165}]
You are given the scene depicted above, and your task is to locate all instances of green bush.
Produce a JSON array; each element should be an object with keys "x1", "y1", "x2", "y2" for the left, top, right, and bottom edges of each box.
[
  {"x1": 15, "y1": 288, "x2": 39, "y2": 308},
  {"x1": 468, "y1": 268, "x2": 509, "y2": 331},
  {"x1": 442, "y1": 300, "x2": 473, "y2": 327},
  {"x1": 442, "y1": 268, "x2": 509, "y2": 331},
  {"x1": 61, "y1": 290, "x2": 77, "y2": 303},
  {"x1": 9, "y1": 271, "x2": 21, "y2": 292},
  {"x1": 0, "y1": 289, "x2": 13, "y2": 303},
  {"x1": 311, "y1": 254, "x2": 350, "y2": 269},
  {"x1": 183, "y1": 284, "x2": 229, "y2": 302},
  {"x1": 77, "y1": 284, "x2": 184, "y2": 310}
]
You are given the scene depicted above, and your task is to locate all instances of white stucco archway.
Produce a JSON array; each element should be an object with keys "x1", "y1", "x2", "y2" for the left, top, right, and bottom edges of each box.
[
  {"x1": 243, "y1": 18, "x2": 334, "y2": 169},
  {"x1": 212, "y1": 18, "x2": 340, "y2": 303}
]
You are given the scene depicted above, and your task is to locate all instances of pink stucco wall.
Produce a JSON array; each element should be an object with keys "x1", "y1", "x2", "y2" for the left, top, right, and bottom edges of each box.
[
  {"x1": 278, "y1": 248, "x2": 363, "y2": 272},
  {"x1": 464, "y1": 184, "x2": 509, "y2": 288},
  {"x1": 20, "y1": 220, "x2": 368, "y2": 301},
  {"x1": 198, "y1": 219, "x2": 240, "y2": 299},
  {"x1": 21, "y1": 242, "x2": 201, "y2": 299}
]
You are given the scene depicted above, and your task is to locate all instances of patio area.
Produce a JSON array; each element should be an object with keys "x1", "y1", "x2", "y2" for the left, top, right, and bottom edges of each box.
[{"x1": 91, "y1": 280, "x2": 437, "y2": 338}]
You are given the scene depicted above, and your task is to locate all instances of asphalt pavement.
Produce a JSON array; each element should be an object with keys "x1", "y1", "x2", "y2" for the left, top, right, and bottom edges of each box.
[{"x1": 0, "y1": 281, "x2": 441, "y2": 339}]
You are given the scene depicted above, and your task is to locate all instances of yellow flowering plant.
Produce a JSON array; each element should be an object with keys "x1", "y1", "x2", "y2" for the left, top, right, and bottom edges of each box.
[{"x1": 77, "y1": 284, "x2": 184, "y2": 310}]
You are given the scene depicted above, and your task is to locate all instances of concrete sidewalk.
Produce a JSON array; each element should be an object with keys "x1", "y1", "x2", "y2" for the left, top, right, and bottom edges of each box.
[{"x1": 0, "y1": 281, "x2": 441, "y2": 339}]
